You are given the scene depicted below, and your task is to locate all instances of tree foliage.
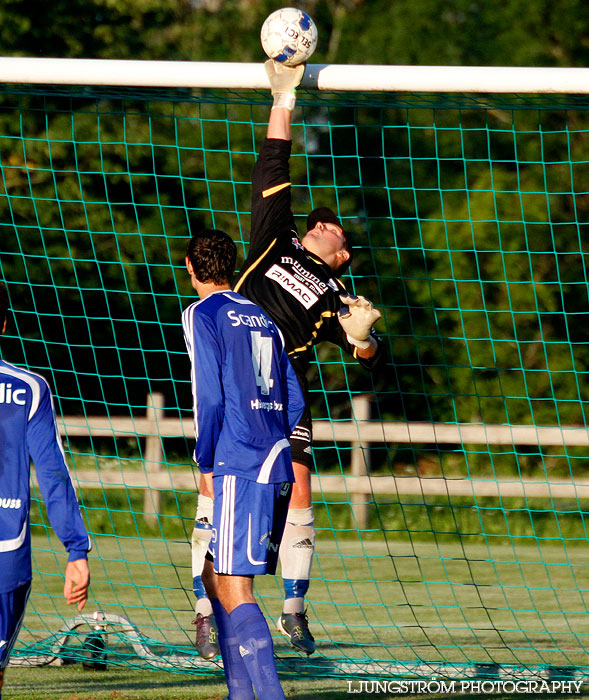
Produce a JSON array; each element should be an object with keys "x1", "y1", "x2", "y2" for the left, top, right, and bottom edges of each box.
[{"x1": 0, "y1": 0, "x2": 588, "y2": 475}]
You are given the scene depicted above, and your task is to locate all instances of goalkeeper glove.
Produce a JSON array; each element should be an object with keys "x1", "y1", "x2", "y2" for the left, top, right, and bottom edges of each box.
[
  {"x1": 265, "y1": 59, "x2": 305, "y2": 112},
  {"x1": 338, "y1": 294, "x2": 382, "y2": 350}
]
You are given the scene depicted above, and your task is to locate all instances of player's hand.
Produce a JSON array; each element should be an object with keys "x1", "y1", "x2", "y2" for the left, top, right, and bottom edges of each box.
[
  {"x1": 338, "y1": 294, "x2": 382, "y2": 348},
  {"x1": 265, "y1": 60, "x2": 305, "y2": 111},
  {"x1": 64, "y1": 558, "x2": 90, "y2": 611}
]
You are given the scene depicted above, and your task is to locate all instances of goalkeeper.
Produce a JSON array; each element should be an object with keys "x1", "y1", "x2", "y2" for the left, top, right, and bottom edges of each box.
[{"x1": 190, "y1": 60, "x2": 385, "y2": 657}]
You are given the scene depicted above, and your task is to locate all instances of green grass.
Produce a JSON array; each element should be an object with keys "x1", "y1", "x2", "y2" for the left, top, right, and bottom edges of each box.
[
  {"x1": 4, "y1": 665, "x2": 348, "y2": 700},
  {"x1": 15, "y1": 533, "x2": 589, "y2": 675},
  {"x1": 17, "y1": 479, "x2": 589, "y2": 699},
  {"x1": 5, "y1": 665, "x2": 589, "y2": 700},
  {"x1": 33, "y1": 484, "x2": 589, "y2": 543}
]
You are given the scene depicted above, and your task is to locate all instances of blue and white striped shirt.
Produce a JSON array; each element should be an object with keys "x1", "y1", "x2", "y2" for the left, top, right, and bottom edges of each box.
[{"x1": 182, "y1": 290, "x2": 305, "y2": 484}]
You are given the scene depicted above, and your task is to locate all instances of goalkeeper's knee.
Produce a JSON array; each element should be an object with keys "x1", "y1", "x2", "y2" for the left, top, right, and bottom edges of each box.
[{"x1": 279, "y1": 507, "x2": 315, "y2": 587}]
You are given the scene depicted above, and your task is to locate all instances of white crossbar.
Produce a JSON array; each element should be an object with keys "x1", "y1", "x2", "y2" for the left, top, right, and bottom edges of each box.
[{"x1": 0, "y1": 57, "x2": 588, "y2": 93}]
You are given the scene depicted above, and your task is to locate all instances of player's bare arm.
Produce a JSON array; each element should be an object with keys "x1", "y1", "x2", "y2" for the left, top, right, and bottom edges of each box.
[{"x1": 267, "y1": 105, "x2": 292, "y2": 140}]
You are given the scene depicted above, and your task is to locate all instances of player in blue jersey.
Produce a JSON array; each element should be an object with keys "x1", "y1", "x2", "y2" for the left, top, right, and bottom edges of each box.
[
  {"x1": 0, "y1": 282, "x2": 91, "y2": 698},
  {"x1": 183, "y1": 229, "x2": 305, "y2": 700}
]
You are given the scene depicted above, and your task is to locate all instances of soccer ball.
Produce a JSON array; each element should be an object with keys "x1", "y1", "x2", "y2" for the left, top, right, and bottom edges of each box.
[{"x1": 260, "y1": 7, "x2": 318, "y2": 66}]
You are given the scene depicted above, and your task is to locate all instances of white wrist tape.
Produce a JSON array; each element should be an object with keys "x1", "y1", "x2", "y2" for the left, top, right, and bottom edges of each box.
[
  {"x1": 272, "y1": 92, "x2": 297, "y2": 111},
  {"x1": 346, "y1": 333, "x2": 377, "y2": 350}
]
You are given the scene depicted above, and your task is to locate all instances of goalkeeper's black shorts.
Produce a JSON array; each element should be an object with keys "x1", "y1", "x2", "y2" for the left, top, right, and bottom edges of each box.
[
  {"x1": 290, "y1": 401, "x2": 312, "y2": 469},
  {"x1": 288, "y1": 359, "x2": 313, "y2": 470}
]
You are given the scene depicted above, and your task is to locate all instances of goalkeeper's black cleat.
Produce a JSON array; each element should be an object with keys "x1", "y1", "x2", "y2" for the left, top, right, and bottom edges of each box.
[
  {"x1": 193, "y1": 613, "x2": 218, "y2": 660},
  {"x1": 277, "y1": 610, "x2": 315, "y2": 655}
]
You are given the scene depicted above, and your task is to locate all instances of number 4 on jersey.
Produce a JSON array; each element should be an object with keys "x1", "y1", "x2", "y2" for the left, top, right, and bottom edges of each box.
[{"x1": 251, "y1": 331, "x2": 274, "y2": 395}]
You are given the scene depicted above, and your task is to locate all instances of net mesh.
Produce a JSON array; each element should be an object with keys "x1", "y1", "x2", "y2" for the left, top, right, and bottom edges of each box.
[{"x1": 2, "y1": 83, "x2": 589, "y2": 679}]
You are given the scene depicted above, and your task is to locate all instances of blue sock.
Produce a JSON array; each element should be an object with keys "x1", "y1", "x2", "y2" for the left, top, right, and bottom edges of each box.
[
  {"x1": 229, "y1": 602, "x2": 285, "y2": 700},
  {"x1": 210, "y1": 598, "x2": 254, "y2": 700}
]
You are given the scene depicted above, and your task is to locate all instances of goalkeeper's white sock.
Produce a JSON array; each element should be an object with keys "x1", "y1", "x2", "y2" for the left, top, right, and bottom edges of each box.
[
  {"x1": 283, "y1": 595, "x2": 305, "y2": 615},
  {"x1": 279, "y1": 507, "x2": 315, "y2": 614}
]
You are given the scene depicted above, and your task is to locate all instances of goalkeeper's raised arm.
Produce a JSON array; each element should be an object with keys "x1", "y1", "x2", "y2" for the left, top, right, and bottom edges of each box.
[{"x1": 237, "y1": 59, "x2": 385, "y2": 373}]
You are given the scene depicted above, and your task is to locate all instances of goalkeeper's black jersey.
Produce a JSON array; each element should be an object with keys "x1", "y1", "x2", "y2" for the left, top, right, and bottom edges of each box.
[{"x1": 234, "y1": 137, "x2": 384, "y2": 379}]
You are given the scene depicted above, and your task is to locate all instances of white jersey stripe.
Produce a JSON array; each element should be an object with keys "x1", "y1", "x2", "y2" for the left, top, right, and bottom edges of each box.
[
  {"x1": 257, "y1": 439, "x2": 290, "y2": 484},
  {"x1": 220, "y1": 477, "x2": 226, "y2": 572},
  {"x1": 229, "y1": 476, "x2": 235, "y2": 573},
  {"x1": 219, "y1": 474, "x2": 236, "y2": 574},
  {"x1": 247, "y1": 514, "x2": 267, "y2": 566},
  {"x1": 181, "y1": 305, "x2": 199, "y2": 445},
  {"x1": 218, "y1": 474, "x2": 226, "y2": 571},
  {"x1": 227, "y1": 475, "x2": 235, "y2": 574},
  {"x1": 0, "y1": 519, "x2": 27, "y2": 553}
]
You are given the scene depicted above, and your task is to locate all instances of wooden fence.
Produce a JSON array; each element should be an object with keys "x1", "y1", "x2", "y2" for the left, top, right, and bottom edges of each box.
[{"x1": 54, "y1": 393, "x2": 589, "y2": 527}]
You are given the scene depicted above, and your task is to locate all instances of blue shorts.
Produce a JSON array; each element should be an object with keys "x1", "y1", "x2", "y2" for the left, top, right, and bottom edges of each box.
[
  {"x1": 0, "y1": 581, "x2": 31, "y2": 670},
  {"x1": 210, "y1": 475, "x2": 291, "y2": 576}
]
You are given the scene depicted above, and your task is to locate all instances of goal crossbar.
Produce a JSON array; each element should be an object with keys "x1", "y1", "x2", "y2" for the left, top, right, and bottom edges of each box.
[{"x1": 0, "y1": 57, "x2": 589, "y2": 93}]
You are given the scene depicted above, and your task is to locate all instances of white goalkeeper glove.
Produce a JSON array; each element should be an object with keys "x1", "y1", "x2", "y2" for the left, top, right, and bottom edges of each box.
[
  {"x1": 265, "y1": 59, "x2": 305, "y2": 112},
  {"x1": 338, "y1": 294, "x2": 382, "y2": 350}
]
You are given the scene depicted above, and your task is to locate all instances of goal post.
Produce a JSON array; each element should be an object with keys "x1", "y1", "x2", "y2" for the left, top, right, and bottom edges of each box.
[{"x1": 1, "y1": 59, "x2": 589, "y2": 681}]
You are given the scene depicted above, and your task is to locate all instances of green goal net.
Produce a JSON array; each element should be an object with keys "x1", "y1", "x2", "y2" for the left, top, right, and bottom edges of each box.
[{"x1": 2, "y1": 81, "x2": 589, "y2": 682}]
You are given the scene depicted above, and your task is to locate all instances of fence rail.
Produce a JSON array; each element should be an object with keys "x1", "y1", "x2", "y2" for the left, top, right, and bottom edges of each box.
[
  {"x1": 56, "y1": 410, "x2": 589, "y2": 446},
  {"x1": 53, "y1": 394, "x2": 589, "y2": 525},
  {"x1": 67, "y1": 469, "x2": 589, "y2": 500}
]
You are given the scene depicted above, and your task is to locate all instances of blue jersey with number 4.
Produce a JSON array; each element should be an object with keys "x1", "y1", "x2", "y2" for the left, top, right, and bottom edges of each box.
[
  {"x1": 182, "y1": 290, "x2": 305, "y2": 484},
  {"x1": 0, "y1": 360, "x2": 91, "y2": 594}
]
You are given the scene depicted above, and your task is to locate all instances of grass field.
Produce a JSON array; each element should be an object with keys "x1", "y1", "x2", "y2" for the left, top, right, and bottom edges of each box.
[
  {"x1": 12, "y1": 531, "x2": 589, "y2": 682},
  {"x1": 5, "y1": 664, "x2": 589, "y2": 700},
  {"x1": 5, "y1": 665, "x2": 351, "y2": 700}
]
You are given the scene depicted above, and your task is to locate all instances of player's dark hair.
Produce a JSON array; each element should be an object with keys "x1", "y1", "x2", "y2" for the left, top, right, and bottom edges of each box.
[
  {"x1": 306, "y1": 206, "x2": 354, "y2": 277},
  {"x1": 186, "y1": 229, "x2": 237, "y2": 285},
  {"x1": 0, "y1": 282, "x2": 8, "y2": 329}
]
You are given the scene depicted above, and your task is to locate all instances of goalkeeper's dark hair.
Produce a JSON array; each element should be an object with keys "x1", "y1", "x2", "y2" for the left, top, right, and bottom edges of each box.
[
  {"x1": 0, "y1": 282, "x2": 8, "y2": 329},
  {"x1": 186, "y1": 229, "x2": 237, "y2": 285}
]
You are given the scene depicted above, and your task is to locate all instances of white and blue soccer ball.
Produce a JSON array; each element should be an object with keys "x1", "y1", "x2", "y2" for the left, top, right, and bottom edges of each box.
[{"x1": 260, "y1": 7, "x2": 318, "y2": 66}]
